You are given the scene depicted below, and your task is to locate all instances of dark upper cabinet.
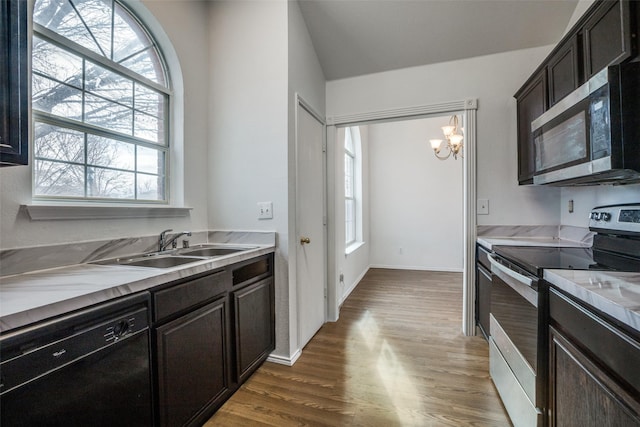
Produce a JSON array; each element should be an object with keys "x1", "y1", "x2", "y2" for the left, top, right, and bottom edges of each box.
[
  {"x1": 515, "y1": 69, "x2": 547, "y2": 185},
  {"x1": 547, "y1": 35, "x2": 581, "y2": 107},
  {"x1": 1, "y1": 0, "x2": 29, "y2": 166},
  {"x1": 583, "y1": 0, "x2": 633, "y2": 79},
  {"x1": 514, "y1": 0, "x2": 637, "y2": 185}
]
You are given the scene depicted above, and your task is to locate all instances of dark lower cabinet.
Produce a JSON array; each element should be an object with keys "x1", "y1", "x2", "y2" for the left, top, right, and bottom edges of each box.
[
  {"x1": 155, "y1": 298, "x2": 229, "y2": 427},
  {"x1": 549, "y1": 288, "x2": 640, "y2": 426},
  {"x1": 475, "y1": 245, "x2": 492, "y2": 339},
  {"x1": 152, "y1": 253, "x2": 275, "y2": 426},
  {"x1": 232, "y1": 278, "x2": 275, "y2": 383}
]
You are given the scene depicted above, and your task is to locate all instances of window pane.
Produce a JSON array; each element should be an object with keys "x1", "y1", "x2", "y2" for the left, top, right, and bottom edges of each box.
[
  {"x1": 137, "y1": 146, "x2": 164, "y2": 175},
  {"x1": 134, "y1": 112, "x2": 163, "y2": 144},
  {"x1": 34, "y1": 123, "x2": 85, "y2": 163},
  {"x1": 35, "y1": 160, "x2": 85, "y2": 197},
  {"x1": 113, "y1": 2, "x2": 151, "y2": 62},
  {"x1": 87, "y1": 167, "x2": 135, "y2": 199},
  {"x1": 35, "y1": 0, "x2": 103, "y2": 55},
  {"x1": 86, "y1": 62, "x2": 133, "y2": 106},
  {"x1": 72, "y1": 0, "x2": 113, "y2": 58},
  {"x1": 32, "y1": 74, "x2": 83, "y2": 120},
  {"x1": 32, "y1": 37, "x2": 83, "y2": 88},
  {"x1": 345, "y1": 128, "x2": 354, "y2": 153},
  {"x1": 345, "y1": 153, "x2": 354, "y2": 198},
  {"x1": 87, "y1": 135, "x2": 134, "y2": 170},
  {"x1": 134, "y1": 84, "x2": 163, "y2": 117},
  {"x1": 85, "y1": 94, "x2": 133, "y2": 134},
  {"x1": 119, "y1": 48, "x2": 165, "y2": 85},
  {"x1": 137, "y1": 173, "x2": 162, "y2": 201},
  {"x1": 345, "y1": 200, "x2": 355, "y2": 244}
]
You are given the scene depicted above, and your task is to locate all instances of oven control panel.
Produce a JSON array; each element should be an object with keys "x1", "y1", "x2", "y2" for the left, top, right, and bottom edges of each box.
[{"x1": 589, "y1": 204, "x2": 640, "y2": 234}]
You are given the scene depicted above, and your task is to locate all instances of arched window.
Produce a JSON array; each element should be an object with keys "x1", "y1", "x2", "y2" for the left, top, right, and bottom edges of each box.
[{"x1": 32, "y1": 0, "x2": 170, "y2": 202}]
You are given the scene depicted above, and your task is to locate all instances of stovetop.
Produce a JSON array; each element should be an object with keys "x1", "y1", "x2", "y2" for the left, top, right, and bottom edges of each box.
[{"x1": 492, "y1": 246, "x2": 603, "y2": 277}]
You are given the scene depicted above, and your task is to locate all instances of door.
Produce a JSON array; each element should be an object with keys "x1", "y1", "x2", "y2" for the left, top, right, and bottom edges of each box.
[{"x1": 296, "y1": 98, "x2": 326, "y2": 349}]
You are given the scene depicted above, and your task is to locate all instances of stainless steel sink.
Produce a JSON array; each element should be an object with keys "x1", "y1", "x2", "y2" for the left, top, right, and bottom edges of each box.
[
  {"x1": 95, "y1": 255, "x2": 205, "y2": 268},
  {"x1": 93, "y1": 244, "x2": 256, "y2": 268},
  {"x1": 176, "y1": 247, "x2": 246, "y2": 257}
]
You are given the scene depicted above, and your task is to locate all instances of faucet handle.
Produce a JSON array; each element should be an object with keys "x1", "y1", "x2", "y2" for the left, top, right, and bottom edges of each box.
[{"x1": 160, "y1": 229, "x2": 173, "y2": 237}]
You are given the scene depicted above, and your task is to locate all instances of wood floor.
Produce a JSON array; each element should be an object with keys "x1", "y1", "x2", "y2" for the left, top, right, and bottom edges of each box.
[{"x1": 205, "y1": 268, "x2": 511, "y2": 426}]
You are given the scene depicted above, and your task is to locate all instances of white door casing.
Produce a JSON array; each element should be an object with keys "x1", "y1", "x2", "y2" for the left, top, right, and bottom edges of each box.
[
  {"x1": 326, "y1": 99, "x2": 478, "y2": 336},
  {"x1": 295, "y1": 95, "x2": 327, "y2": 350}
]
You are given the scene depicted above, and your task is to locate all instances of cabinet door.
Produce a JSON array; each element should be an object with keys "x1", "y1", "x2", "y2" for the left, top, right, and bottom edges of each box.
[
  {"x1": 475, "y1": 264, "x2": 491, "y2": 340},
  {"x1": 549, "y1": 327, "x2": 640, "y2": 427},
  {"x1": 547, "y1": 36, "x2": 581, "y2": 106},
  {"x1": 583, "y1": 0, "x2": 632, "y2": 79},
  {"x1": 232, "y1": 278, "x2": 274, "y2": 383},
  {"x1": 515, "y1": 69, "x2": 547, "y2": 185},
  {"x1": 0, "y1": 0, "x2": 29, "y2": 166},
  {"x1": 155, "y1": 298, "x2": 229, "y2": 427}
]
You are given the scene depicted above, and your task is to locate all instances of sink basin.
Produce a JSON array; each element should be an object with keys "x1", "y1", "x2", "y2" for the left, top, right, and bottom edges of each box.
[
  {"x1": 177, "y1": 247, "x2": 246, "y2": 257},
  {"x1": 96, "y1": 255, "x2": 205, "y2": 268}
]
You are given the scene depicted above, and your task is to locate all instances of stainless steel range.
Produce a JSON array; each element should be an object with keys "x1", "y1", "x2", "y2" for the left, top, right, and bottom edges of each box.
[{"x1": 487, "y1": 204, "x2": 640, "y2": 427}]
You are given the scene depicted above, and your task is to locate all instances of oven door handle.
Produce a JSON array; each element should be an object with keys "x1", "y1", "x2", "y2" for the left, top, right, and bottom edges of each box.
[
  {"x1": 488, "y1": 254, "x2": 538, "y2": 307},
  {"x1": 487, "y1": 254, "x2": 534, "y2": 287}
]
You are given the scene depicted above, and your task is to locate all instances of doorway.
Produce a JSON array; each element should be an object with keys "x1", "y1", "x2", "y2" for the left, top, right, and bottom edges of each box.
[{"x1": 326, "y1": 99, "x2": 478, "y2": 335}]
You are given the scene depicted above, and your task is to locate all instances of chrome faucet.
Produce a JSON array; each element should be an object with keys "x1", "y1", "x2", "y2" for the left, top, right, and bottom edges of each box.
[{"x1": 158, "y1": 229, "x2": 192, "y2": 252}]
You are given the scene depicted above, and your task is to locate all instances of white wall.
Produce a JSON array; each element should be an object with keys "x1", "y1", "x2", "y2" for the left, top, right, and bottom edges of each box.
[
  {"x1": 326, "y1": 46, "x2": 562, "y2": 228},
  {"x1": 207, "y1": 0, "x2": 291, "y2": 358},
  {"x1": 207, "y1": 0, "x2": 326, "y2": 360},
  {"x1": 367, "y1": 117, "x2": 463, "y2": 271},
  {"x1": 333, "y1": 126, "x2": 370, "y2": 303},
  {"x1": 0, "y1": 0, "x2": 210, "y2": 249},
  {"x1": 287, "y1": 0, "x2": 326, "y2": 355}
]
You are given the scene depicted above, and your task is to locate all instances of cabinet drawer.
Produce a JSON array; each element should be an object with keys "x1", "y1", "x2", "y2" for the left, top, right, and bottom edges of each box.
[
  {"x1": 549, "y1": 288, "x2": 640, "y2": 394},
  {"x1": 154, "y1": 271, "x2": 227, "y2": 322},
  {"x1": 232, "y1": 254, "x2": 272, "y2": 287}
]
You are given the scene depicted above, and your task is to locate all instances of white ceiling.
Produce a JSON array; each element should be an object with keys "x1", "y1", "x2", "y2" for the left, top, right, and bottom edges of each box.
[{"x1": 298, "y1": 0, "x2": 579, "y2": 81}]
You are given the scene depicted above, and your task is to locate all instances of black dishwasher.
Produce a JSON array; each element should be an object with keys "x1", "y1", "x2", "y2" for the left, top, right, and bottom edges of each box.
[{"x1": 0, "y1": 292, "x2": 153, "y2": 426}]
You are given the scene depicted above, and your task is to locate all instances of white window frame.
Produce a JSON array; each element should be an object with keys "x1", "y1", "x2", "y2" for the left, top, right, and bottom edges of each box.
[
  {"x1": 344, "y1": 126, "x2": 363, "y2": 254},
  {"x1": 30, "y1": 0, "x2": 172, "y2": 205}
]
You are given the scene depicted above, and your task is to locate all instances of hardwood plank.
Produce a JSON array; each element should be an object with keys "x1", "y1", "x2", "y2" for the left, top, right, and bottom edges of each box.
[{"x1": 205, "y1": 269, "x2": 511, "y2": 426}]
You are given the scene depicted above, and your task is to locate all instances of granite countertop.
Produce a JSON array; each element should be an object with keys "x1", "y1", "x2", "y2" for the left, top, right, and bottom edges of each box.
[
  {"x1": 544, "y1": 270, "x2": 640, "y2": 334},
  {"x1": 0, "y1": 244, "x2": 275, "y2": 333},
  {"x1": 477, "y1": 236, "x2": 591, "y2": 250}
]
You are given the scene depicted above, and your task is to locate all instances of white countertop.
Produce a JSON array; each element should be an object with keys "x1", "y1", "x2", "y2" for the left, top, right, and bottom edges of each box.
[
  {"x1": 0, "y1": 245, "x2": 275, "y2": 333},
  {"x1": 544, "y1": 269, "x2": 640, "y2": 334}
]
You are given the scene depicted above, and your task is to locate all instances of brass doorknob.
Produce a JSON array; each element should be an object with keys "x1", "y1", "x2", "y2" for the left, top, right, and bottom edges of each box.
[{"x1": 300, "y1": 237, "x2": 311, "y2": 245}]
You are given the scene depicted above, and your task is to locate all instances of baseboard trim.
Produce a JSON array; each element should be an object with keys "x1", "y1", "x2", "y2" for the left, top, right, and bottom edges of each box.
[
  {"x1": 369, "y1": 264, "x2": 463, "y2": 273},
  {"x1": 266, "y1": 349, "x2": 302, "y2": 366},
  {"x1": 339, "y1": 266, "x2": 370, "y2": 306}
]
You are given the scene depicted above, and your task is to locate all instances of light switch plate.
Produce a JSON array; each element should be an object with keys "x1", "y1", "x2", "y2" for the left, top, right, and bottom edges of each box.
[
  {"x1": 258, "y1": 201, "x2": 273, "y2": 219},
  {"x1": 478, "y1": 199, "x2": 489, "y2": 215}
]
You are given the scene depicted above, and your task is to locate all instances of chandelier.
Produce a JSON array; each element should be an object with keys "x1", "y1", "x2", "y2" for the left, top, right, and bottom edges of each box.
[{"x1": 429, "y1": 115, "x2": 464, "y2": 160}]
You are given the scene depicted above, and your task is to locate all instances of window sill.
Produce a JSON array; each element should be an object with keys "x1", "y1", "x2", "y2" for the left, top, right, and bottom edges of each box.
[
  {"x1": 22, "y1": 204, "x2": 192, "y2": 221},
  {"x1": 345, "y1": 241, "x2": 365, "y2": 256}
]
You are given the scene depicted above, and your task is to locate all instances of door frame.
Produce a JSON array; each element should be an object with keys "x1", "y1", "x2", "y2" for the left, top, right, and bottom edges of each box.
[
  {"x1": 294, "y1": 93, "x2": 328, "y2": 353},
  {"x1": 326, "y1": 99, "x2": 478, "y2": 336}
]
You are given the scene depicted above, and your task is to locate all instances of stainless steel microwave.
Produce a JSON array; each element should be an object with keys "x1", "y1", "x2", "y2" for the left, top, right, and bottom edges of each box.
[{"x1": 531, "y1": 62, "x2": 640, "y2": 186}]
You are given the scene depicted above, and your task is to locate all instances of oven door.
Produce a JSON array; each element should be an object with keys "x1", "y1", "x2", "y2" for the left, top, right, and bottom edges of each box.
[{"x1": 488, "y1": 254, "x2": 543, "y2": 427}]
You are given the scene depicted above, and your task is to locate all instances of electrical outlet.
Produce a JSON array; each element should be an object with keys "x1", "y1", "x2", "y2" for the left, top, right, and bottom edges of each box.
[
  {"x1": 478, "y1": 199, "x2": 489, "y2": 215},
  {"x1": 258, "y1": 201, "x2": 273, "y2": 219}
]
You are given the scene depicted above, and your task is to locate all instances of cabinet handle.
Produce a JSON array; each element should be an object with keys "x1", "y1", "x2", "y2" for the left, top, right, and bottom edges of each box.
[{"x1": 300, "y1": 237, "x2": 311, "y2": 245}]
